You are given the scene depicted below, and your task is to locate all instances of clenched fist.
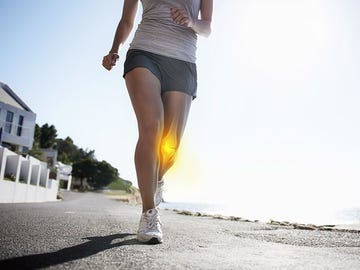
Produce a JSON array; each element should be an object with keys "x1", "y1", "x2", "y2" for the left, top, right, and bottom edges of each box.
[
  {"x1": 170, "y1": 7, "x2": 194, "y2": 27},
  {"x1": 102, "y1": 52, "x2": 119, "y2": 71}
]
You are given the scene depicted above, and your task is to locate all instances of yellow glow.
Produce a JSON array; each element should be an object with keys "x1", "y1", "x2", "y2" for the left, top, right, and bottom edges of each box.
[
  {"x1": 163, "y1": 137, "x2": 207, "y2": 202},
  {"x1": 160, "y1": 135, "x2": 178, "y2": 176},
  {"x1": 161, "y1": 139, "x2": 177, "y2": 160}
]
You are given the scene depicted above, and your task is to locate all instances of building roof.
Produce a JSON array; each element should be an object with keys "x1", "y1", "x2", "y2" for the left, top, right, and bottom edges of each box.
[{"x1": 0, "y1": 82, "x2": 33, "y2": 112}]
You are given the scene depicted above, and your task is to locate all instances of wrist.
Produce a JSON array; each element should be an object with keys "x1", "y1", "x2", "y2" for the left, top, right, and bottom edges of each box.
[
  {"x1": 189, "y1": 18, "x2": 197, "y2": 29},
  {"x1": 109, "y1": 45, "x2": 121, "y2": 54}
]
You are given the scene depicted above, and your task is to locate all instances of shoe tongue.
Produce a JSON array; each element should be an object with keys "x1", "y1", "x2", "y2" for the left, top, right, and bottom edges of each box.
[{"x1": 147, "y1": 209, "x2": 156, "y2": 216}]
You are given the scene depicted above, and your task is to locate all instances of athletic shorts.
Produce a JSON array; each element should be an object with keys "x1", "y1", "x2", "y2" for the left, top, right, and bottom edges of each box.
[{"x1": 123, "y1": 49, "x2": 197, "y2": 99}]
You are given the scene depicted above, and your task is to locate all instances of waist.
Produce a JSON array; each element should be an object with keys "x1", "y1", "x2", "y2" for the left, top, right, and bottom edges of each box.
[{"x1": 130, "y1": 21, "x2": 197, "y2": 63}]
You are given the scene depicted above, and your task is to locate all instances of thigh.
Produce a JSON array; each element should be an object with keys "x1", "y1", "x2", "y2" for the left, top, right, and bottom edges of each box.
[
  {"x1": 161, "y1": 57, "x2": 197, "y2": 99},
  {"x1": 125, "y1": 67, "x2": 164, "y2": 134},
  {"x1": 161, "y1": 91, "x2": 192, "y2": 144}
]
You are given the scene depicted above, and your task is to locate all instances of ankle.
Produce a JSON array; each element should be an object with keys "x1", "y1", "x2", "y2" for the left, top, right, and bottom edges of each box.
[
  {"x1": 158, "y1": 178, "x2": 164, "y2": 184},
  {"x1": 142, "y1": 204, "x2": 156, "y2": 213}
]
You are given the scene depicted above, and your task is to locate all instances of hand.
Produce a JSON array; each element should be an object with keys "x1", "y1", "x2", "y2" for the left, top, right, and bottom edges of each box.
[
  {"x1": 102, "y1": 52, "x2": 119, "y2": 71},
  {"x1": 170, "y1": 7, "x2": 194, "y2": 27}
]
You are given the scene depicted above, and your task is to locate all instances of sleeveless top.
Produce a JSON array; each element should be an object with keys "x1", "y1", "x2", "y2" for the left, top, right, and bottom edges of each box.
[{"x1": 129, "y1": 0, "x2": 201, "y2": 63}]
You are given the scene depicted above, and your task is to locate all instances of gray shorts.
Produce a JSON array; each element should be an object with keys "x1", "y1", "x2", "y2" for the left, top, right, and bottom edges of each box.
[{"x1": 123, "y1": 49, "x2": 197, "y2": 99}]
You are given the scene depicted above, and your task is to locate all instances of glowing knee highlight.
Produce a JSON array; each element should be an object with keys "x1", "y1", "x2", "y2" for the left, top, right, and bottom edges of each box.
[{"x1": 161, "y1": 138, "x2": 177, "y2": 163}]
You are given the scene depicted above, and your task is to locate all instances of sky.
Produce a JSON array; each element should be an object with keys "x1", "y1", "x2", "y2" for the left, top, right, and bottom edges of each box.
[{"x1": 1, "y1": 0, "x2": 360, "y2": 223}]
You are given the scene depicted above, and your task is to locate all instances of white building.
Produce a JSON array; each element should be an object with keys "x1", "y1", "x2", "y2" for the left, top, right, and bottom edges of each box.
[
  {"x1": 0, "y1": 83, "x2": 64, "y2": 202},
  {"x1": 0, "y1": 82, "x2": 36, "y2": 153}
]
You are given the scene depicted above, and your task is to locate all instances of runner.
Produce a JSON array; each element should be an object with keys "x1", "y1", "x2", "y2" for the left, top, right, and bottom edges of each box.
[{"x1": 103, "y1": 0, "x2": 213, "y2": 244}]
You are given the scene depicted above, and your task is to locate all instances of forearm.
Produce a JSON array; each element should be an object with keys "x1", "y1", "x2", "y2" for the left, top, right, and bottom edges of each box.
[
  {"x1": 170, "y1": 5, "x2": 212, "y2": 37},
  {"x1": 190, "y1": 19, "x2": 211, "y2": 37},
  {"x1": 109, "y1": 20, "x2": 134, "y2": 53}
]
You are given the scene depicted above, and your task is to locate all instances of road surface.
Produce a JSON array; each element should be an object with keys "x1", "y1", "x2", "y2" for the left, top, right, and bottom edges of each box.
[{"x1": 0, "y1": 191, "x2": 359, "y2": 269}]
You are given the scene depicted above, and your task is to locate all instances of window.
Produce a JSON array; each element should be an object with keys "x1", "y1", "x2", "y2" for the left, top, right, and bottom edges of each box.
[
  {"x1": 17, "y1": 115, "x2": 24, "y2": 136},
  {"x1": 5, "y1": 111, "x2": 14, "y2": 134}
]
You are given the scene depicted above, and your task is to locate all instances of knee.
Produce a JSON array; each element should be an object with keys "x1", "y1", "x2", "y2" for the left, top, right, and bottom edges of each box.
[
  {"x1": 161, "y1": 136, "x2": 179, "y2": 165},
  {"x1": 138, "y1": 120, "x2": 163, "y2": 145}
]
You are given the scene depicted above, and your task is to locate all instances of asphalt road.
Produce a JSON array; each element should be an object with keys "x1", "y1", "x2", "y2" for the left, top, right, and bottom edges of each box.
[{"x1": 0, "y1": 191, "x2": 359, "y2": 270}]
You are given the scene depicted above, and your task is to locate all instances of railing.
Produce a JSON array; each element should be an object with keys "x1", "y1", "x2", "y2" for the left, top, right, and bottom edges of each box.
[{"x1": 0, "y1": 146, "x2": 60, "y2": 203}]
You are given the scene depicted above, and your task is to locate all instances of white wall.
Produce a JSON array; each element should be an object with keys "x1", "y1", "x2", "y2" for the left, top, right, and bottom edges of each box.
[{"x1": 0, "y1": 146, "x2": 59, "y2": 203}]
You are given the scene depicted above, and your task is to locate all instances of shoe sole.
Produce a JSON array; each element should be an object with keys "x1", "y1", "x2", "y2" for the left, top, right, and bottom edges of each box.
[
  {"x1": 137, "y1": 236, "x2": 163, "y2": 245},
  {"x1": 148, "y1": 237, "x2": 162, "y2": 245}
]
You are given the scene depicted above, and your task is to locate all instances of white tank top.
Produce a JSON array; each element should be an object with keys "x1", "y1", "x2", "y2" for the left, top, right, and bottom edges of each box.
[{"x1": 129, "y1": 0, "x2": 201, "y2": 63}]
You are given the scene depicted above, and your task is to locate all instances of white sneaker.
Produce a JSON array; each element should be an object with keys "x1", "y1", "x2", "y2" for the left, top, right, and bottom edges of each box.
[
  {"x1": 137, "y1": 208, "x2": 163, "y2": 244},
  {"x1": 155, "y1": 179, "x2": 164, "y2": 207}
]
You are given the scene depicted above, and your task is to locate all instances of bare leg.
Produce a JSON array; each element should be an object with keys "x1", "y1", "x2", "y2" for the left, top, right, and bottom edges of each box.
[
  {"x1": 125, "y1": 68, "x2": 164, "y2": 212},
  {"x1": 159, "y1": 91, "x2": 192, "y2": 181}
]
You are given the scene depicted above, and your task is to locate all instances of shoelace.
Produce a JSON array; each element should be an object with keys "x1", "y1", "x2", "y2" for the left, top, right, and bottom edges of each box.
[{"x1": 145, "y1": 213, "x2": 162, "y2": 230}]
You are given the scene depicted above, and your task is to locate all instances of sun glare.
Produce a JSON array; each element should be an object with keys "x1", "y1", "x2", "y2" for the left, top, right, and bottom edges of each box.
[{"x1": 164, "y1": 137, "x2": 207, "y2": 202}]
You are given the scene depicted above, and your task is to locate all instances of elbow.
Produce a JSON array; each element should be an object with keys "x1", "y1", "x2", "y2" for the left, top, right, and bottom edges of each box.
[
  {"x1": 193, "y1": 20, "x2": 212, "y2": 37},
  {"x1": 201, "y1": 22, "x2": 212, "y2": 38},
  {"x1": 204, "y1": 26, "x2": 211, "y2": 37}
]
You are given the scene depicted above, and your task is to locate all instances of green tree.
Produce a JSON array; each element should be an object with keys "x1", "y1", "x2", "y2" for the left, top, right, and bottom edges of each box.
[
  {"x1": 39, "y1": 124, "x2": 57, "y2": 149},
  {"x1": 28, "y1": 124, "x2": 46, "y2": 161},
  {"x1": 56, "y1": 136, "x2": 95, "y2": 165},
  {"x1": 76, "y1": 148, "x2": 95, "y2": 162},
  {"x1": 56, "y1": 137, "x2": 74, "y2": 164},
  {"x1": 29, "y1": 122, "x2": 131, "y2": 192},
  {"x1": 72, "y1": 159, "x2": 120, "y2": 189},
  {"x1": 27, "y1": 145, "x2": 46, "y2": 161},
  {"x1": 33, "y1": 124, "x2": 41, "y2": 145},
  {"x1": 71, "y1": 159, "x2": 97, "y2": 191},
  {"x1": 90, "y1": 160, "x2": 119, "y2": 188}
]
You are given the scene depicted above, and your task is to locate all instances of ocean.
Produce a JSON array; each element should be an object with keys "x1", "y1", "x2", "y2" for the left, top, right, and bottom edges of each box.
[{"x1": 159, "y1": 201, "x2": 360, "y2": 225}]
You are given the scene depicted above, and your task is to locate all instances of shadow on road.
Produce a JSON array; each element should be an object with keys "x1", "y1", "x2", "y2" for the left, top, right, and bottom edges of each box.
[{"x1": 0, "y1": 233, "x2": 141, "y2": 269}]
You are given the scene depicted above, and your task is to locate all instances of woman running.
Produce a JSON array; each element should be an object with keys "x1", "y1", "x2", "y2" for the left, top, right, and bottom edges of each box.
[{"x1": 103, "y1": 0, "x2": 212, "y2": 244}]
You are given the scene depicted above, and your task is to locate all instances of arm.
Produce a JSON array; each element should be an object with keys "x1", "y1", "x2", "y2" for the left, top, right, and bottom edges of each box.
[
  {"x1": 192, "y1": 0, "x2": 213, "y2": 37},
  {"x1": 170, "y1": 0, "x2": 213, "y2": 37},
  {"x1": 103, "y1": 0, "x2": 139, "y2": 71}
]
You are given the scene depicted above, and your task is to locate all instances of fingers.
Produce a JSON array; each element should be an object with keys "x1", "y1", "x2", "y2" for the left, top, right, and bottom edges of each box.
[
  {"x1": 170, "y1": 8, "x2": 193, "y2": 27},
  {"x1": 102, "y1": 56, "x2": 112, "y2": 71},
  {"x1": 102, "y1": 53, "x2": 119, "y2": 71}
]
